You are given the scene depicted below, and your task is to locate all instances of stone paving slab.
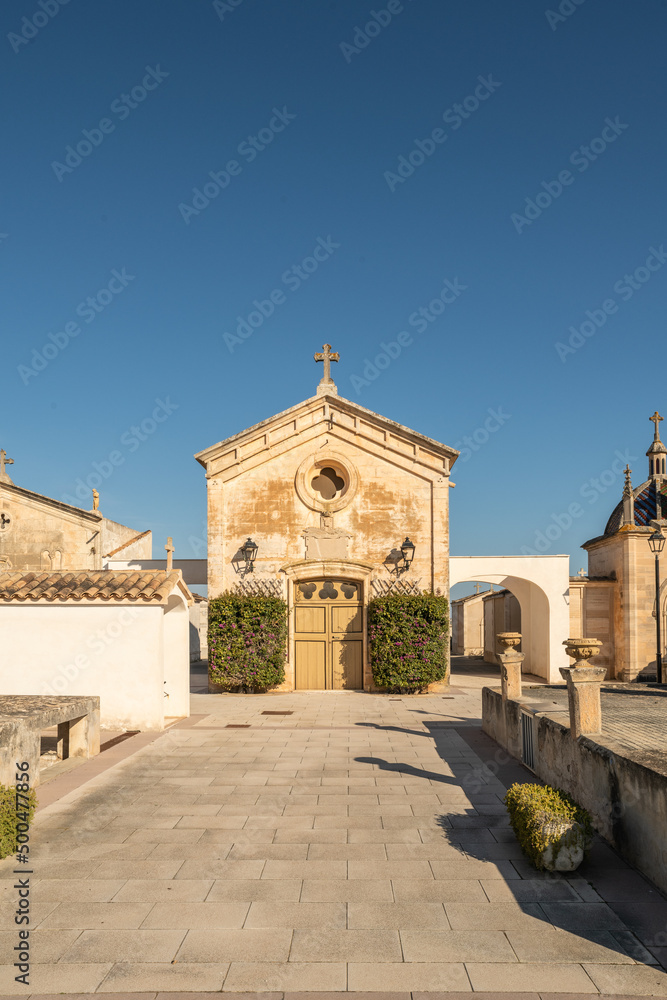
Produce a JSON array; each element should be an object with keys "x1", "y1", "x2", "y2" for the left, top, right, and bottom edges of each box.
[{"x1": 1, "y1": 689, "x2": 666, "y2": 994}]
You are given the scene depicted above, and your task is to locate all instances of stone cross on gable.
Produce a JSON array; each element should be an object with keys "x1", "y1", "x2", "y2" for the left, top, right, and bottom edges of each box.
[
  {"x1": 650, "y1": 411, "x2": 663, "y2": 438},
  {"x1": 314, "y1": 344, "x2": 339, "y2": 395},
  {"x1": 0, "y1": 450, "x2": 14, "y2": 479},
  {"x1": 165, "y1": 537, "x2": 175, "y2": 571}
]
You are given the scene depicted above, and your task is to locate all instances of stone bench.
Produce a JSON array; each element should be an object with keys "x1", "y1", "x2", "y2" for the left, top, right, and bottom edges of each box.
[{"x1": 0, "y1": 695, "x2": 100, "y2": 788}]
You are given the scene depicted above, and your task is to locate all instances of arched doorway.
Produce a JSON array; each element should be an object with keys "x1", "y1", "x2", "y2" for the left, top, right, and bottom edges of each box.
[
  {"x1": 281, "y1": 559, "x2": 375, "y2": 691},
  {"x1": 293, "y1": 577, "x2": 364, "y2": 689}
]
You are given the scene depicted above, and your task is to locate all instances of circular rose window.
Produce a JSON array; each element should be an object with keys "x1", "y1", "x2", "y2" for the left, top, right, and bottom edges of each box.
[{"x1": 295, "y1": 452, "x2": 359, "y2": 513}]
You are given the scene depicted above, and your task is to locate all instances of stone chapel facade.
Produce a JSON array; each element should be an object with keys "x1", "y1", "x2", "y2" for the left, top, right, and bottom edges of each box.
[
  {"x1": 574, "y1": 411, "x2": 667, "y2": 681},
  {"x1": 0, "y1": 449, "x2": 151, "y2": 573},
  {"x1": 196, "y1": 347, "x2": 458, "y2": 691}
]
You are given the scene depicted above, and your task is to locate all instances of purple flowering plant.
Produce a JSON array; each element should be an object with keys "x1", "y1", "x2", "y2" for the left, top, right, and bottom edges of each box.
[
  {"x1": 368, "y1": 592, "x2": 449, "y2": 693},
  {"x1": 208, "y1": 592, "x2": 287, "y2": 692}
]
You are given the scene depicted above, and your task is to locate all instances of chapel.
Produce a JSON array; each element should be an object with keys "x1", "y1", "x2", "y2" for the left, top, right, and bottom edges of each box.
[
  {"x1": 0, "y1": 450, "x2": 151, "y2": 572},
  {"x1": 573, "y1": 411, "x2": 667, "y2": 681},
  {"x1": 195, "y1": 345, "x2": 458, "y2": 691}
]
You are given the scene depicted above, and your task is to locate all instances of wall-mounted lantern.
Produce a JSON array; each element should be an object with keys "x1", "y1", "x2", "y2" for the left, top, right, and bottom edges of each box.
[
  {"x1": 240, "y1": 537, "x2": 258, "y2": 573},
  {"x1": 400, "y1": 537, "x2": 415, "y2": 572}
]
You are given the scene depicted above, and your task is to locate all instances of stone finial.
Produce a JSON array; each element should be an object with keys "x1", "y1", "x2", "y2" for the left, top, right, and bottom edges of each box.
[
  {"x1": 0, "y1": 449, "x2": 14, "y2": 485},
  {"x1": 314, "y1": 343, "x2": 339, "y2": 396},
  {"x1": 621, "y1": 465, "x2": 634, "y2": 525},
  {"x1": 563, "y1": 637, "x2": 602, "y2": 670}
]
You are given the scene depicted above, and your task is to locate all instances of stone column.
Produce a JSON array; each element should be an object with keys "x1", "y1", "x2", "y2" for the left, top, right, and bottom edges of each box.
[
  {"x1": 497, "y1": 632, "x2": 524, "y2": 701},
  {"x1": 561, "y1": 638, "x2": 605, "y2": 739}
]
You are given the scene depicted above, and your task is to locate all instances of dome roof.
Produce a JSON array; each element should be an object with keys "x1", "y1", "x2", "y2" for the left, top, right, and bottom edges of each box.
[{"x1": 605, "y1": 479, "x2": 667, "y2": 535}]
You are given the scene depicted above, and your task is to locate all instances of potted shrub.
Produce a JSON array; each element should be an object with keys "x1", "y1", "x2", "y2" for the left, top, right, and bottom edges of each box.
[{"x1": 504, "y1": 782, "x2": 592, "y2": 872}]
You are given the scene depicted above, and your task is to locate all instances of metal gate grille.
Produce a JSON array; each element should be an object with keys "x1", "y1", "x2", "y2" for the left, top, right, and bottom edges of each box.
[{"x1": 521, "y1": 711, "x2": 535, "y2": 770}]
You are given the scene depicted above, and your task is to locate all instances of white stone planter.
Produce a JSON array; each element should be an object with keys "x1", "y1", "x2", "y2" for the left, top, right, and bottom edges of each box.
[{"x1": 536, "y1": 812, "x2": 590, "y2": 871}]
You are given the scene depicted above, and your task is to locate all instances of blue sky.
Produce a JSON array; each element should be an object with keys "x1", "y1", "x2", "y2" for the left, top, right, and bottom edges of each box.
[{"x1": 3, "y1": 0, "x2": 666, "y2": 589}]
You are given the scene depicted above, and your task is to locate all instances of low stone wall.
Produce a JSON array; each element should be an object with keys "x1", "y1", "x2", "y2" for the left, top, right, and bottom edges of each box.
[{"x1": 482, "y1": 686, "x2": 667, "y2": 895}]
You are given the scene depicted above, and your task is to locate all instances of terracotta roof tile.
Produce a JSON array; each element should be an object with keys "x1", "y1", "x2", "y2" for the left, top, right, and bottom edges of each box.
[{"x1": 0, "y1": 570, "x2": 185, "y2": 604}]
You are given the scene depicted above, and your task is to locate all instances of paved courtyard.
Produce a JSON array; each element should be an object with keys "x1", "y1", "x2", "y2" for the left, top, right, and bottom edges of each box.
[{"x1": 1, "y1": 684, "x2": 667, "y2": 997}]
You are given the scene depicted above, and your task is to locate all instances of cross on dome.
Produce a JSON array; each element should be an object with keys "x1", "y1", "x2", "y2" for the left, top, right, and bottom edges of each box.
[
  {"x1": 650, "y1": 411, "x2": 663, "y2": 438},
  {"x1": 647, "y1": 410, "x2": 667, "y2": 478}
]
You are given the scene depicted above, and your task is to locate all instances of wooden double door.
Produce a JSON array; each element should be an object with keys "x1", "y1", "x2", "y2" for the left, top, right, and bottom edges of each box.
[{"x1": 294, "y1": 579, "x2": 363, "y2": 690}]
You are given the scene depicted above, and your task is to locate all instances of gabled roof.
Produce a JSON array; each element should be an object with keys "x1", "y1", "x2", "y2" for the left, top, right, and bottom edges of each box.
[
  {"x1": 0, "y1": 481, "x2": 101, "y2": 523},
  {"x1": 0, "y1": 570, "x2": 192, "y2": 605},
  {"x1": 195, "y1": 392, "x2": 458, "y2": 481}
]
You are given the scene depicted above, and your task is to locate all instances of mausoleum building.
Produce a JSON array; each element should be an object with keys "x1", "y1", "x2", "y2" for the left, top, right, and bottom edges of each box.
[
  {"x1": 0, "y1": 451, "x2": 151, "y2": 573},
  {"x1": 195, "y1": 345, "x2": 458, "y2": 691},
  {"x1": 576, "y1": 411, "x2": 667, "y2": 680}
]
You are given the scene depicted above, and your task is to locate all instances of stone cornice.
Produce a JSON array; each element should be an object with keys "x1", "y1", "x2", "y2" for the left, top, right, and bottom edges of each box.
[{"x1": 194, "y1": 393, "x2": 458, "y2": 482}]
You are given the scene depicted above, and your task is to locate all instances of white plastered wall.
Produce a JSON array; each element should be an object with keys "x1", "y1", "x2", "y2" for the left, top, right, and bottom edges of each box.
[
  {"x1": 163, "y1": 593, "x2": 190, "y2": 719},
  {"x1": 0, "y1": 598, "x2": 189, "y2": 729}
]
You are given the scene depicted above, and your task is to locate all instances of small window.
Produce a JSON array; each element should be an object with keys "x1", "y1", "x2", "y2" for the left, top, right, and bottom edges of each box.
[{"x1": 311, "y1": 467, "x2": 345, "y2": 500}]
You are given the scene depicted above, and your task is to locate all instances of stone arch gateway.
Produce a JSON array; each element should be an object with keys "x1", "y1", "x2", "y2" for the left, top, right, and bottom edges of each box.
[{"x1": 449, "y1": 555, "x2": 571, "y2": 682}]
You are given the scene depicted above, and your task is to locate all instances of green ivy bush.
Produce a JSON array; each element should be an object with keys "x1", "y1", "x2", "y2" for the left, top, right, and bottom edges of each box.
[
  {"x1": 0, "y1": 784, "x2": 36, "y2": 860},
  {"x1": 504, "y1": 782, "x2": 593, "y2": 870},
  {"x1": 368, "y1": 592, "x2": 449, "y2": 693},
  {"x1": 208, "y1": 593, "x2": 287, "y2": 692}
]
